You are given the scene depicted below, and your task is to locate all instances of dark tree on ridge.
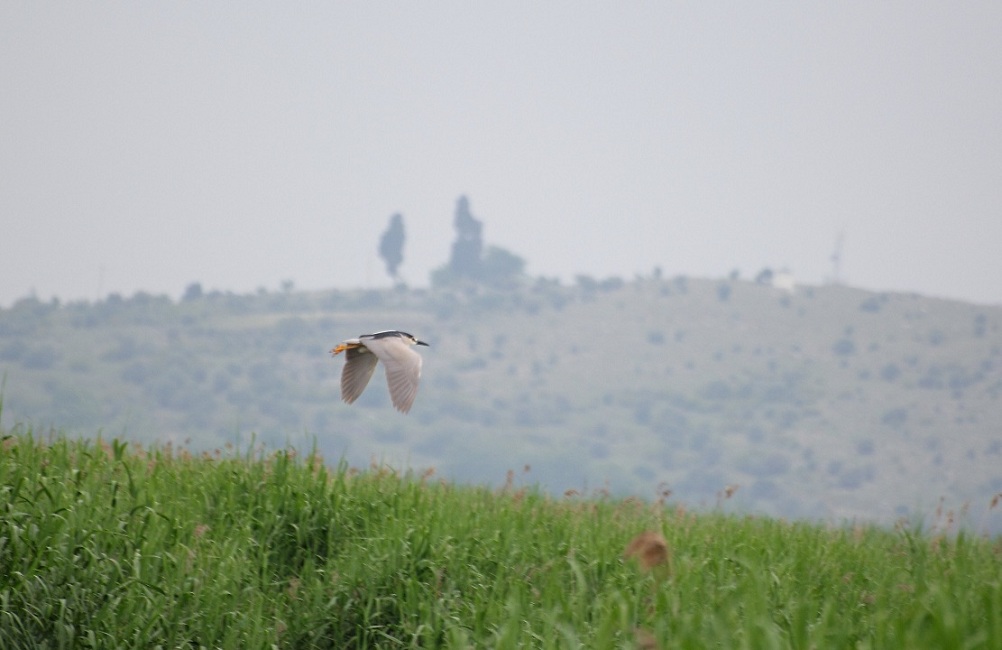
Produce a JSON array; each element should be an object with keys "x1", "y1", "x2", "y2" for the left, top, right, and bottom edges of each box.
[
  {"x1": 448, "y1": 196, "x2": 483, "y2": 279},
  {"x1": 378, "y1": 213, "x2": 406, "y2": 281},
  {"x1": 431, "y1": 195, "x2": 526, "y2": 289}
]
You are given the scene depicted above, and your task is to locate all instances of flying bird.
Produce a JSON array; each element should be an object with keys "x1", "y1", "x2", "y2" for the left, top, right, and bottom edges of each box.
[{"x1": 330, "y1": 330, "x2": 429, "y2": 413}]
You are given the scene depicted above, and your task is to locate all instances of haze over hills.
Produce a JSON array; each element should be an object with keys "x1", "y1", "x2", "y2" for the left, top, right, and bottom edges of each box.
[
  {"x1": 5, "y1": 5, "x2": 1002, "y2": 311},
  {"x1": 2, "y1": 275, "x2": 1000, "y2": 534}
]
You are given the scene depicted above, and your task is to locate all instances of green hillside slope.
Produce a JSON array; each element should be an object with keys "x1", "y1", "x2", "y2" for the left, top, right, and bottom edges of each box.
[{"x1": 2, "y1": 277, "x2": 1000, "y2": 530}]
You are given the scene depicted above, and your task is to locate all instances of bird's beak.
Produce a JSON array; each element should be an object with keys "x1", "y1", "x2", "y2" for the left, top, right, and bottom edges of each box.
[{"x1": 416, "y1": 340, "x2": 429, "y2": 347}]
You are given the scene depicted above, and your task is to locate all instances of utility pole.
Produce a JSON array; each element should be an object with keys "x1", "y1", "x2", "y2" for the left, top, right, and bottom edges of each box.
[{"x1": 830, "y1": 229, "x2": 845, "y2": 285}]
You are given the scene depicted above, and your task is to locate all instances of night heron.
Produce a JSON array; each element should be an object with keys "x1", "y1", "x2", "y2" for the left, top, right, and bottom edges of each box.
[{"x1": 330, "y1": 330, "x2": 429, "y2": 413}]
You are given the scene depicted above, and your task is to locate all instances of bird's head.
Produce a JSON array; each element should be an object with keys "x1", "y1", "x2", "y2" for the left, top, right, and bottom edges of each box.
[{"x1": 404, "y1": 333, "x2": 429, "y2": 347}]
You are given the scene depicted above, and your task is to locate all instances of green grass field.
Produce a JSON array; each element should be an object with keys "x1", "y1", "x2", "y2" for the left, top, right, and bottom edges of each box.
[{"x1": 2, "y1": 429, "x2": 1000, "y2": 649}]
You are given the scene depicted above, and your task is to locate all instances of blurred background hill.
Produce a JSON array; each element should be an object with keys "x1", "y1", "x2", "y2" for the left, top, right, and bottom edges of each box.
[{"x1": 3, "y1": 274, "x2": 1000, "y2": 533}]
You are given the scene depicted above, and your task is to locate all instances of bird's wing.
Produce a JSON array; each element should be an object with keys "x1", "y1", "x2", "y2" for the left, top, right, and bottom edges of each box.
[
  {"x1": 340, "y1": 346, "x2": 379, "y2": 404},
  {"x1": 366, "y1": 337, "x2": 423, "y2": 413},
  {"x1": 383, "y1": 349, "x2": 422, "y2": 413}
]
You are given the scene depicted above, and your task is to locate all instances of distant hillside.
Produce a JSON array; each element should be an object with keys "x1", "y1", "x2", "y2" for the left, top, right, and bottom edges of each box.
[{"x1": 2, "y1": 277, "x2": 1001, "y2": 532}]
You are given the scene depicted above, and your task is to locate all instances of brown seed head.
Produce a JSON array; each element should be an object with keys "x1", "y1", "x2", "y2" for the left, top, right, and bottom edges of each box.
[{"x1": 624, "y1": 530, "x2": 671, "y2": 571}]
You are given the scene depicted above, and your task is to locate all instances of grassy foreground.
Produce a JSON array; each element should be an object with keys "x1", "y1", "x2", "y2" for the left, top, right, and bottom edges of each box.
[{"x1": 1, "y1": 431, "x2": 1000, "y2": 649}]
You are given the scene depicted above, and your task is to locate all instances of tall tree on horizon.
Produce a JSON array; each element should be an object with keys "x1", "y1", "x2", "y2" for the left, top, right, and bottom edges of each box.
[
  {"x1": 431, "y1": 195, "x2": 526, "y2": 289},
  {"x1": 448, "y1": 195, "x2": 483, "y2": 279},
  {"x1": 378, "y1": 213, "x2": 406, "y2": 282}
]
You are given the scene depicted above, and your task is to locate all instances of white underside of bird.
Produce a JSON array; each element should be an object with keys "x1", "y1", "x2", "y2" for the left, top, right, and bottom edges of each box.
[{"x1": 330, "y1": 330, "x2": 428, "y2": 413}]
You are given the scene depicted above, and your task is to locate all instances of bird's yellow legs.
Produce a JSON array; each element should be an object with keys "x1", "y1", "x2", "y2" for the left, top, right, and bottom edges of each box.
[{"x1": 330, "y1": 342, "x2": 362, "y2": 356}]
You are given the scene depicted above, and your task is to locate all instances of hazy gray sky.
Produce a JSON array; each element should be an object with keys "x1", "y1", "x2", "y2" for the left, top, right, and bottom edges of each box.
[{"x1": 3, "y1": 3, "x2": 1001, "y2": 307}]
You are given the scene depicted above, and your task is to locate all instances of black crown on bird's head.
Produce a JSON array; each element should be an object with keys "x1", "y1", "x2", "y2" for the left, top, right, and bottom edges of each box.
[{"x1": 365, "y1": 330, "x2": 429, "y2": 346}]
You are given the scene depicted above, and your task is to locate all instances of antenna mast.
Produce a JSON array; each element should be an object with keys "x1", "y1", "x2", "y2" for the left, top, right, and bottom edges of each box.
[{"x1": 830, "y1": 229, "x2": 845, "y2": 285}]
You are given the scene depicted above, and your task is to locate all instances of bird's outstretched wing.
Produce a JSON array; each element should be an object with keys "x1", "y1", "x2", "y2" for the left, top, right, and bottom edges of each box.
[
  {"x1": 373, "y1": 341, "x2": 424, "y2": 413},
  {"x1": 340, "y1": 347, "x2": 379, "y2": 404}
]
